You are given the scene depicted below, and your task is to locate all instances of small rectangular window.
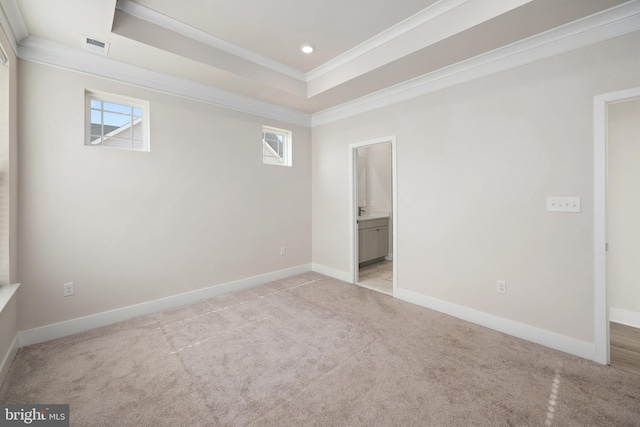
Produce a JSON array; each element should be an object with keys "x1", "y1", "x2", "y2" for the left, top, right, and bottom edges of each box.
[
  {"x1": 85, "y1": 91, "x2": 149, "y2": 151},
  {"x1": 263, "y1": 126, "x2": 291, "y2": 166}
]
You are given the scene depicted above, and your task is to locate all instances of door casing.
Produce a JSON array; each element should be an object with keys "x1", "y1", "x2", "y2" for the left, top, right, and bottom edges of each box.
[
  {"x1": 349, "y1": 136, "x2": 398, "y2": 294},
  {"x1": 593, "y1": 86, "x2": 640, "y2": 364}
]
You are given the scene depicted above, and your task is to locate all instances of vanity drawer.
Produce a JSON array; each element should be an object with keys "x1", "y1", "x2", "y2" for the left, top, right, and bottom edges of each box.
[{"x1": 358, "y1": 218, "x2": 388, "y2": 229}]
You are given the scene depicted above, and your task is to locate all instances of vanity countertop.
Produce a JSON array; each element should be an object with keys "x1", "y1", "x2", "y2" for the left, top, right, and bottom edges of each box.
[{"x1": 358, "y1": 213, "x2": 390, "y2": 221}]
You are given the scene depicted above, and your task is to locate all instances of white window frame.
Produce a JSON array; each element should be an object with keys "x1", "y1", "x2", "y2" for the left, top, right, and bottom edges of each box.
[
  {"x1": 0, "y1": 41, "x2": 9, "y2": 287},
  {"x1": 85, "y1": 90, "x2": 150, "y2": 152},
  {"x1": 263, "y1": 126, "x2": 292, "y2": 167}
]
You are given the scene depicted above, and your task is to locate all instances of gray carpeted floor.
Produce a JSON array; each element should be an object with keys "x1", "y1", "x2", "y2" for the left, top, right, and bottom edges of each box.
[{"x1": 1, "y1": 272, "x2": 639, "y2": 426}]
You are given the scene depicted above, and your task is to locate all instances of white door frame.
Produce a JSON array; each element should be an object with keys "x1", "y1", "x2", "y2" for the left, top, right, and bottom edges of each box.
[
  {"x1": 349, "y1": 136, "x2": 398, "y2": 295},
  {"x1": 593, "y1": 86, "x2": 640, "y2": 365}
]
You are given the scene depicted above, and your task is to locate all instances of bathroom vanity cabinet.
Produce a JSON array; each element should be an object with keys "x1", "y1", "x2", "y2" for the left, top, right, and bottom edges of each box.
[{"x1": 358, "y1": 217, "x2": 388, "y2": 264}]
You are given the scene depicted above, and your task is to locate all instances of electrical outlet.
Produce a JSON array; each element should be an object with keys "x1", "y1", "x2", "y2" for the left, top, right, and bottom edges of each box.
[
  {"x1": 497, "y1": 280, "x2": 506, "y2": 294},
  {"x1": 280, "y1": 247, "x2": 286, "y2": 256},
  {"x1": 63, "y1": 282, "x2": 74, "y2": 297}
]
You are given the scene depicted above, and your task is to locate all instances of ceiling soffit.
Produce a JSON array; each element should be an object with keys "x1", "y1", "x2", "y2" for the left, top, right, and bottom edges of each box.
[
  {"x1": 112, "y1": 0, "x2": 540, "y2": 100},
  {"x1": 1, "y1": 0, "x2": 639, "y2": 125},
  {"x1": 306, "y1": 0, "x2": 631, "y2": 108},
  {"x1": 129, "y1": 0, "x2": 437, "y2": 72},
  {"x1": 111, "y1": 9, "x2": 308, "y2": 98}
]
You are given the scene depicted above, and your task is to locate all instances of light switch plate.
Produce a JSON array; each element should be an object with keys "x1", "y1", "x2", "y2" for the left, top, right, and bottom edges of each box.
[{"x1": 546, "y1": 197, "x2": 581, "y2": 213}]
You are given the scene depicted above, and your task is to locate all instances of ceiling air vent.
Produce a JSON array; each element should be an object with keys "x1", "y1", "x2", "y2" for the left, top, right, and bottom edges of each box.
[{"x1": 81, "y1": 35, "x2": 110, "y2": 55}]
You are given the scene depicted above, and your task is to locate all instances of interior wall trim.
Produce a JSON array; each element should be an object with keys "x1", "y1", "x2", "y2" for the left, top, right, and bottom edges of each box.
[
  {"x1": 116, "y1": 0, "x2": 307, "y2": 82},
  {"x1": 347, "y1": 136, "x2": 398, "y2": 292},
  {"x1": 395, "y1": 287, "x2": 597, "y2": 362},
  {"x1": 306, "y1": 0, "x2": 469, "y2": 81},
  {"x1": 312, "y1": 1, "x2": 640, "y2": 126},
  {"x1": 593, "y1": 85, "x2": 640, "y2": 365},
  {"x1": 0, "y1": 0, "x2": 26, "y2": 53},
  {"x1": 18, "y1": 264, "x2": 312, "y2": 347},
  {"x1": 118, "y1": 0, "x2": 470, "y2": 84},
  {"x1": 17, "y1": 36, "x2": 312, "y2": 128},
  {"x1": 610, "y1": 307, "x2": 640, "y2": 329},
  {"x1": 0, "y1": 332, "x2": 18, "y2": 387},
  {"x1": 3, "y1": 1, "x2": 639, "y2": 128},
  {"x1": 311, "y1": 263, "x2": 352, "y2": 283},
  {"x1": 0, "y1": 283, "x2": 19, "y2": 314}
]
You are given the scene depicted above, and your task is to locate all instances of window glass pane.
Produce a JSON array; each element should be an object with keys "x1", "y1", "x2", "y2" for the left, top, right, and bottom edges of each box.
[
  {"x1": 103, "y1": 102, "x2": 132, "y2": 115},
  {"x1": 90, "y1": 109, "x2": 101, "y2": 125},
  {"x1": 103, "y1": 111, "x2": 132, "y2": 128},
  {"x1": 264, "y1": 132, "x2": 282, "y2": 142},
  {"x1": 86, "y1": 92, "x2": 148, "y2": 151},
  {"x1": 262, "y1": 126, "x2": 291, "y2": 166},
  {"x1": 265, "y1": 133, "x2": 285, "y2": 155}
]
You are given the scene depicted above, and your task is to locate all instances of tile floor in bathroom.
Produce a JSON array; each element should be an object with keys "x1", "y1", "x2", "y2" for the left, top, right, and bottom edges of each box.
[{"x1": 357, "y1": 260, "x2": 393, "y2": 295}]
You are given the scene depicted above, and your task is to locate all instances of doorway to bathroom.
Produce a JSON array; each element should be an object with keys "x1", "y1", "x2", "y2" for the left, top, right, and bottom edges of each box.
[
  {"x1": 349, "y1": 137, "x2": 397, "y2": 296},
  {"x1": 603, "y1": 95, "x2": 640, "y2": 374},
  {"x1": 594, "y1": 86, "x2": 640, "y2": 366}
]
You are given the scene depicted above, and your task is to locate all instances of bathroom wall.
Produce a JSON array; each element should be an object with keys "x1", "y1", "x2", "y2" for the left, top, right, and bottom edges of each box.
[
  {"x1": 361, "y1": 144, "x2": 393, "y2": 257},
  {"x1": 365, "y1": 143, "x2": 392, "y2": 217}
]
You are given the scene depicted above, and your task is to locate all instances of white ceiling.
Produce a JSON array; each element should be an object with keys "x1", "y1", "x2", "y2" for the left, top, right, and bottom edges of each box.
[
  {"x1": 2, "y1": 0, "x2": 633, "y2": 115},
  {"x1": 132, "y1": 0, "x2": 438, "y2": 72}
]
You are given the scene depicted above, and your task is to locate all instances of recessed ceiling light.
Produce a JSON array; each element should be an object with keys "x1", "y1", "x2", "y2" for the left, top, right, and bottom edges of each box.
[{"x1": 300, "y1": 44, "x2": 315, "y2": 54}]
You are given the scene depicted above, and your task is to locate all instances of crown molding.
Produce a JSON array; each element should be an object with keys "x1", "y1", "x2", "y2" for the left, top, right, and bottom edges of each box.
[
  {"x1": 117, "y1": 0, "x2": 473, "y2": 85},
  {"x1": 18, "y1": 36, "x2": 311, "y2": 127},
  {"x1": 0, "y1": 0, "x2": 27, "y2": 53},
  {"x1": 4, "y1": 0, "x2": 639, "y2": 129},
  {"x1": 116, "y1": 0, "x2": 307, "y2": 82},
  {"x1": 311, "y1": 0, "x2": 640, "y2": 127},
  {"x1": 306, "y1": 0, "x2": 470, "y2": 81}
]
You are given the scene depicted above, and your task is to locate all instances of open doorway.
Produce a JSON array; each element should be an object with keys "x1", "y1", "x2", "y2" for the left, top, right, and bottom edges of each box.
[
  {"x1": 349, "y1": 137, "x2": 397, "y2": 296},
  {"x1": 594, "y1": 86, "x2": 640, "y2": 367},
  {"x1": 605, "y1": 97, "x2": 640, "y2": 375}
]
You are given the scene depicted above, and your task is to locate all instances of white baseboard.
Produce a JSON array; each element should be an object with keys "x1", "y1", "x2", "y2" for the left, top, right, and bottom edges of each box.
[
  {"x1": 385, "y1": 253, "x2": 393, "y2": 261},
  {"x1": 311, "y1": 263, "x2": 352, "y2": 283},
  {"x1": 395, "y1": 287, "x2": 597, "y2": 362},
  {"x1": 19, "y1": 264, "x2": 311, "y2": 347},
  {"x1": 0, "y1": 333, "x2": 19, "y2": 387},
  {"x1": 610, "y1": 307, "x2": 640, "y2": 329}
]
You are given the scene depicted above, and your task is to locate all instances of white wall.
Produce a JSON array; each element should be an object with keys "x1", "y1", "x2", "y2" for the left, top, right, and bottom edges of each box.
[
  {"x1": 355, "y1": 144, "x2": 392, "y2": 215},
  {"x1": 312, "y1": 32, "x2": 640, "y2": 345},
  {"x1": 365, "y1": 143, "x2": 392, "y2": 215},
  {"x1": 18, "y1": 60, "x2": 311, "y2": 331},
  {"x1": 362, "y1": 143, "x2": 392, "y2": 256},
  {"x1": 607, "y1": 98, "x2": 640, "y2": 327}
]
